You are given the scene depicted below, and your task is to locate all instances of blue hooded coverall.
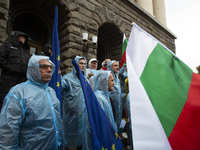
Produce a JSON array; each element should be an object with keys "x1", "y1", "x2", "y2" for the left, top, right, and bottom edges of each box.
[
  {"x1": 93, "y1": 70, "x2": 117, "y2": 132},
  {"x1": 0, "y1": 55, "x2": 65, "y2": 150},
  {"x1": 62, "y1": 56, "x2": 88, "y2": 148},
  {"x1": 83, "y1": 70, "x2": 117, "y2": 150},
  {"x1": 107, "y1": 60, "x2": 122, "y2": 132}
]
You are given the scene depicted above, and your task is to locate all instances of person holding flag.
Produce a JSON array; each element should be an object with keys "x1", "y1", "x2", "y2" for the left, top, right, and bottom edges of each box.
[
  {"x1": 107, "y1": 60, "x2": 122, "y2": 132},
  {"x1": 62, "y1": 56, "x2": 88, "y2": 150},
  {"x1": 83, "y1": 70, "x2": 118, "y2": 149},
  {"x1": 72, "y1": 59, "x2": 123, "y2": 150},
  {"x1": 93, "y1": 70, "x2": 117, "y2": 132}
]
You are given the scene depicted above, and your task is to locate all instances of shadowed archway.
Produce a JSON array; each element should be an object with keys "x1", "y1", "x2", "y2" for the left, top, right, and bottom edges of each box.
[
  {"x1": 97, "y1": 23, "x2": 123, "y2": 69},
  {"x1": 8, "y1": 0, "x2": 69, "y2": 55}
]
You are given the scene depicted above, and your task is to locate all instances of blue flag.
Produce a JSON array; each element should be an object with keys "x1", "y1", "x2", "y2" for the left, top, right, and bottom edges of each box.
[
  {"x1": 72, "y1": 59, "x2": 123, "y2": 150},
  {"x1": 49, "y1": 6, "x2": 62, "y2": 117}
]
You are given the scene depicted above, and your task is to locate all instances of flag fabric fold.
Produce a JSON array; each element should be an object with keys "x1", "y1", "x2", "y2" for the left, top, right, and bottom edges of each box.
[
  {"x1": 49, "y1": 6, "x2": 62, "y2": 117},
  {"x1": 120, "y1": 34, "x2": 128, "y2": 68},
  {"x1": 127, "y1": 23, "x2": 200, "y2": 150},
  {"x1": 72, "y1": 59, "x2": 123, "y2": 150}
]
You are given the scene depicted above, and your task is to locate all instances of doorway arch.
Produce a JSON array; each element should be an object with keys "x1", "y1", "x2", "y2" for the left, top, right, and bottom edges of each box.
[
  {"x1": 97, "y1": 23, "x2": 123, "y2": 69},
  {"x1": 8, "y1": 0, "x2": 68, "y2": 56},
  {"x1": 10, "y1": 12, "x2": 51, "y2": 55}
]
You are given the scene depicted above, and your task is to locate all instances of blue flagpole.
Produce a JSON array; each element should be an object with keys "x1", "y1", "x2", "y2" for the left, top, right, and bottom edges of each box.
[{"x1": 49, "y1": 6, "x2": 62, "y2": 117}]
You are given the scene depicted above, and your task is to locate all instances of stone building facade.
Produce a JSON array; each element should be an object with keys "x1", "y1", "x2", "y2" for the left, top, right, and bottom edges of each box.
[{"x1": 0, "y1": 0, "x2": 176, "y2": 75}]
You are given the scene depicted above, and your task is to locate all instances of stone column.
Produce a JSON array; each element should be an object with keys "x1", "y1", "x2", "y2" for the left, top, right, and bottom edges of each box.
[
  {"x1": 153, "y1": 0, "x2": 167, "y2": 26},
  {"x1": 136, "y1": 0, "x2": 153, "y2": 16},
  {"x1": 0, "y1": 0, "x2": 9, "y2": 46}
]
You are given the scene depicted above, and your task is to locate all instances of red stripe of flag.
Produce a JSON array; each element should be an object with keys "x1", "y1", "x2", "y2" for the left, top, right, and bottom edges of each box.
[
  {"x1": 101, "y1": 66, "x2": 107, "y2": 70},
  {"x1": 168, "y1": 73, "x2": 200, "y2": 150},
  {"x1": 120, "y1": 50, "x2": 126, "y2": 68}
]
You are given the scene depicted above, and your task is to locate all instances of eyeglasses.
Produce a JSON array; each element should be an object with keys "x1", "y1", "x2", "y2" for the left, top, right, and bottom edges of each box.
[{"x1": 39, "y1": 64, "x2": 54, "y2": 70}]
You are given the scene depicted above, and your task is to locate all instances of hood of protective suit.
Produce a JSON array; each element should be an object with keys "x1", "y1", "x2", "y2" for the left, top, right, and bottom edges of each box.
[
  {"x1": 107, "y1": 60, "x2": 119, "y2": 75},
  {"x1": 72, "y1": 56, "x2": 87, "y2": 76},
  {"x1": 92, "y1": 70, "x2": 111, "y2": 92},
  {"x1": 27, "y1": 55, "x2": 55, "y2": 87}
]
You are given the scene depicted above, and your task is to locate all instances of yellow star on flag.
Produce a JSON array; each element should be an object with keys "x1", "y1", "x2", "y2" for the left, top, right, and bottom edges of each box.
[
  {"x1": 57, "y1": 55, "x2": 60, "y2": 61},
  {"x1": 56, "y1": 81, "x2": 60, "y2": 88},
  {"x1": 115, "y1": 133, "x2": 118, "y2": 139},
  {"x1": 111, "y1": 144, "x2": 116, "y2": 150},
  {"x1": 51, "y1": 52, "x2": 53, "y2": 56},
  {"x1": 102, "y1": 147, "x2": 107, "y2": 150}
]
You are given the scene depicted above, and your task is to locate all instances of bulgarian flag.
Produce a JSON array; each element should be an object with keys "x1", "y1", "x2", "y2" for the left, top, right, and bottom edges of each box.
[
  {"x1": 126, "y1": 23, "x2": 200, "y2": 150},
  {"x1": 120, "y1": 34, "x2": 128, "y2": 68}
]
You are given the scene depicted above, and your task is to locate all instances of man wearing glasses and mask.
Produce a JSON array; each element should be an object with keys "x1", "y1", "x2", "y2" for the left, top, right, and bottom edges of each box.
[
  {"x1": 0, "y1": 55, "x2": 66, "y2": 150},
  {"x1": 61, "y1": 56, "x2": 88, "y2": 150}
]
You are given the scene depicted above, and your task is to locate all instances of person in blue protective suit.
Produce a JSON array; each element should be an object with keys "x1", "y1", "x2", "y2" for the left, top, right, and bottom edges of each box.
[
  {"x1": 93, "y1": 70, "x2": 117, "y2": 132},
  {"x1": 119, "y1": 66, "x2": 128, "y2": 118},
  {"x1": 83, "y1": 70, "x2": 117, "y2": 150},
  {"x1": 0, "y1": 55, "x2": 66, "y2": 150},
  {"x1": 107, "y1": 60, "x2": 122, "y2": 132},
  {"x1": 62, "y1": 56, "x2": 88, "y2": 150}
]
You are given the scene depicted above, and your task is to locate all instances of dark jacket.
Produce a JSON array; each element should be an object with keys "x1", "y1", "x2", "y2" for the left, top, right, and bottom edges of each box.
[
  {"x1": 38, "y1": 44, "x2": 51, "y2": 57},
  {"x1": 0, "y1": 31, "x2": 30, "y2": 75}
]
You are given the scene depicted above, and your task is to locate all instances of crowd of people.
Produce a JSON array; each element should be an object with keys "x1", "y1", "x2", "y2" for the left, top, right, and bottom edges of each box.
[{"x1": 0, "y1": 31, "x2": 132, "y2": 150}]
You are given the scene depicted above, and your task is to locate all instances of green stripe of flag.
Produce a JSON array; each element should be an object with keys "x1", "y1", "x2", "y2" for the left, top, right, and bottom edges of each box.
[
  {"x1": 121, "y1": 34, "x2": 128, "y2": 68},
  {"x1": 140, "y1": 43, "x2": 193, "y2": 137},
  {"x1": 122, "y1": 38, "x2": 128, "y2": 56}
]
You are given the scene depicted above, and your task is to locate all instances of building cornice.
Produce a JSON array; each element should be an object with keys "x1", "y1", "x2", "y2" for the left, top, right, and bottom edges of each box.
[{"x1": 125, "y1": 0, "x2": 177, "y2": 39}]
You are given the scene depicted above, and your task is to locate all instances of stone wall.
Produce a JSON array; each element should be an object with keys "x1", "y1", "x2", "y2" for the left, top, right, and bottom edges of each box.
[
  {"x1": 58, "y1": 0, "x2": 176, "y2": 74},
  {"x1": 0, "y1": 0, "x2": 176, "y2": 75},
  {"x1": 0, "y1": 0, "x2": 9, "y2": 46},
  {"x1": 0, "y1": 0, "x2": 9, "y2": 76}
]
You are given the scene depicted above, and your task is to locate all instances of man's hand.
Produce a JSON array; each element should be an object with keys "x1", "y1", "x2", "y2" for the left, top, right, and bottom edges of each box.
[{"x1": 88, "y1": 72, "x2": 93, "y2": 77}]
